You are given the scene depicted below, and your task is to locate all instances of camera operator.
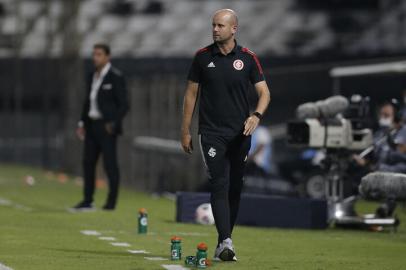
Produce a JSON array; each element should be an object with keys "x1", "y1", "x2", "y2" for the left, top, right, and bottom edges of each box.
[
  {"x1": 353, "y1": 101, "x2": 404, "y2": 172},
  {"x1": 352, "y1": 101, "x2": 406, "y2": 217},
  {"x1": 376, "y1": 122, "x2": 406, "y2": 173}
]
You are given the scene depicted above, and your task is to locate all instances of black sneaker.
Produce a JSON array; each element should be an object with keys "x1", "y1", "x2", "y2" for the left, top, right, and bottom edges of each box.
[{"x1": 68, "y1": 201, "x2": 95, "y2": 212}]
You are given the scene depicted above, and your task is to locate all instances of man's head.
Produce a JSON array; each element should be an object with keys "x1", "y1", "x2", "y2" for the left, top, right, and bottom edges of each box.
[
  {"x1": 378, "y1": 102, "x2": 396, "y2": 128},
  {"x1": 92, "y1": 43, "x2": 110, "y2": 70},
  {"x1": 212, "y1": 9, "x2": 238, "y2": 44}
]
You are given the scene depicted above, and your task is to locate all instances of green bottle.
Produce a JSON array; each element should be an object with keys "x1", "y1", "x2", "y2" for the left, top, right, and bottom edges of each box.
[
  {"x1": 195, "y1": 242, "x2": 208, "y2": 268},
  {"x1": 138, "y1": 208, "x2": 148, "y2": 234},
  {"x1": 170, "y1": 236, "x2": 182, "y2": 260}
]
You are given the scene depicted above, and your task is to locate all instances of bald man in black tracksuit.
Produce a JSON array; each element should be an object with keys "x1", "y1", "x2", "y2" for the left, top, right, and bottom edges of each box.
[{"x1": 181, "y1": 9, "x2": 271, "y2": 262}]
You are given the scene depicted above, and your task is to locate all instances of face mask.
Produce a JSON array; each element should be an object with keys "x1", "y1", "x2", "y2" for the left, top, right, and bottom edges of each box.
[{"x1": 379, "y1": 117, "x2": 392, "y2": 127}]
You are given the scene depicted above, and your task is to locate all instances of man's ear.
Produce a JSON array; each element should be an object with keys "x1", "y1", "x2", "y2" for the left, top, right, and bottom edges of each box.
[{"x1": 232, "y1": 25, "x2": 237, "y2": 34}]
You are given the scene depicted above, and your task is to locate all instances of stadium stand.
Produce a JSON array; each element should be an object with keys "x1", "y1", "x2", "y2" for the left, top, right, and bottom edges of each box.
[{"x1": 1, "y1": 0, "x2": 405, "y2": 58}]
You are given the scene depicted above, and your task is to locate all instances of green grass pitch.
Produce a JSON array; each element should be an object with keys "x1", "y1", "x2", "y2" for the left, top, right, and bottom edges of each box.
[{"x1": 1, "y1": 163, "x2": 406, "y2": 269}]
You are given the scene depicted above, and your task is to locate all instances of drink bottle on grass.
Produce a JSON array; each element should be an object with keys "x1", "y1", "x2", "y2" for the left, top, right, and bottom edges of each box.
[
  {"x1": 138, "y1": 208, "x2": 148, "y2": 234},
  {"x1": 196, "y1": 242, "x2": 208, "y2": 268},
  {"x1": 170, "y1": 236, "x2": 182, "y2": 260}
]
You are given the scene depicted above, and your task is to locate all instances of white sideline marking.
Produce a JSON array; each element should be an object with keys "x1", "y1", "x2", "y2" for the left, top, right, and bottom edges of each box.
[
  {"x1": 13, "y1": 204, "x2": 32, "y2": 212},
  {"x1": 80, "y1": 230, "x2": 101, "y2": 236},
  {"x1": 111, "y1": 242, "x2": 131, "y2": 247},
  {"x1": 128, "y1": 249, "x2": 150, "y2": 254},
  {"x1": 0, "y1": 262, "x2": 13, "y2": 270},
  {"x1": 0, "y1": 198, "x2": 12, "y2": 206},
  {"x1": 161, "y1": 265, "x2": 189, "y2": 270},
  {"x1": 98, "y1": 236, "x2": 116, "y2": 241},
  {"x1": 144, "y1": 256, "x2": 167, "y2": 261},
  {"x1": 0, "y1": 197, "x2": 32, "y2": 212}
]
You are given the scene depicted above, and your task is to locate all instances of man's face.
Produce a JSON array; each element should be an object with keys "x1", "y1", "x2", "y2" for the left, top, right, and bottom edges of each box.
[
  {"x1": 212, "y1": 13, "x2": 236, "y2": 43},
  {"x1": 92, "y1": 48, "x2": 109, "y2": 70},
  {"x1": 378, "y1": 104, "x2": 395, "y2": 127}
]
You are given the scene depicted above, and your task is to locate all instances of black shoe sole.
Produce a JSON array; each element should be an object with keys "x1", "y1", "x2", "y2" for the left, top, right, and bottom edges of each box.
[{"x1": 219, "y1": 248, "x2": 235, "y2": 261}]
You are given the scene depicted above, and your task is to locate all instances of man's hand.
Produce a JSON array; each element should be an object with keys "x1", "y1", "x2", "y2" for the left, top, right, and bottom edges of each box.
[
  {"x1": 243, "y1": 115, "x2": 260, "y2": 136},
  {"x1": 352, "y1": 154, "x2": 367, "y2": 166},
  {"x1": 105, "y1": 122, "x2": 115, "y2": 135},
  {"x1": 76, "y1": 127, "x2": 85, "y2": 141},
  {"x1": 246, "y1": 81, "x2": 270, "y2": 136},
  {"x1": 181, "y1": 132, "x2": 193, "y2": 154}
]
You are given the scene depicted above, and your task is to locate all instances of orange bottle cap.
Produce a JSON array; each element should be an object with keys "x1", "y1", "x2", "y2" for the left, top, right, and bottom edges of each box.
[
  {"x1": 197, "y1": 242, "x2": 208, "y2": 251},
  {"x1": 139, "y1": 208, "x2": 147, "y2": 214},
  {"x1": 171, "y1": 236, "x2": 181, "y2": 241}
]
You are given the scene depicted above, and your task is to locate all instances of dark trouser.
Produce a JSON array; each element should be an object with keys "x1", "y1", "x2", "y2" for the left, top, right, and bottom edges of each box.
[
  {"x1": 83, "y1": 120, "x2": 120, "y2": 206},
  {"x1": 199, "y1": 133, "x2": 251, "y2": 245}
]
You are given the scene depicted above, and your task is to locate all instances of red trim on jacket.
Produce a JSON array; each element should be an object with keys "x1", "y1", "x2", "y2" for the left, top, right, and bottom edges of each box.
[{"x1": 242, "y1": 47, "x2": 263, "y2": 75}]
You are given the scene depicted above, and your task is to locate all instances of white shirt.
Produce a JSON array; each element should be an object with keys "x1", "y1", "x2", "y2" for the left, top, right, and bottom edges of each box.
[{"x1": 88, "y1": 62, "x2": 111, "y2": 119}]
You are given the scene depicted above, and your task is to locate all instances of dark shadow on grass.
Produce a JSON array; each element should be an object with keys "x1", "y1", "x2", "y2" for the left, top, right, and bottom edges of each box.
[
  {"x1": 162, "y1": 219, "x2": 200, "y2": 226},
  {"x1": 162, "y1": 219, "x2": 178, "y2": 224}
]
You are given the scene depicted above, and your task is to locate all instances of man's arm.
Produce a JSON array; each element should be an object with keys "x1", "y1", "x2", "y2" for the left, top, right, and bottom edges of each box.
[
  {"x1": 113, "y1": 74, "x2": 129, "y2": 122},
  {"x1": 76, "y1": 100, "x2": 88, "y2": 140},
  {"x1": 181, "y1": 80, "x2": 200, "y2": 154},
  {"x1": 76, "y1": 75, "x2": 91, "y2": 140},
  {"x1": 243, "y1": 81, "x2": 271, "y2": 136},
  {"x1": 79, "y1": 75, "x2": 91, "y2": 126},
  {"x1": 79, "y1": 101, "x2": 89, "y2": 125},
  {"x1": 105, "y1": 73, "x2": 129, "y2": 135}
]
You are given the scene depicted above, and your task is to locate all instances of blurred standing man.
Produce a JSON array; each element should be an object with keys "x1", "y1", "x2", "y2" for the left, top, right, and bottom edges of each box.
[
  {"x1": 74, "y1": 44, "x2": 129, "y2": 211},
  {"x1": 181, "y1": 9, "x2": 271, "y2": 261}
]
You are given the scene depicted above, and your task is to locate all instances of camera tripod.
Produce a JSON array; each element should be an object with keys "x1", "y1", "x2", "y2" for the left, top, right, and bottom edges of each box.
[{"x1": 323, "y1": 150, "x2": 399, "y2": 231}]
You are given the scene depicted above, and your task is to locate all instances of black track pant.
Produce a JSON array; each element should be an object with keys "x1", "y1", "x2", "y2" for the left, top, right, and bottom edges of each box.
[
  {"x1": 199, "y1": 133, "x2": 251, "y2": 244},
  {"x1": 83, "y1": 120, "x2": 120, "y2": 206}
]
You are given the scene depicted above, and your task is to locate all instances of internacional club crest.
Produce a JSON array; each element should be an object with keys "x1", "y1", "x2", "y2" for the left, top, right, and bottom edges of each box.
[{"x1": 233, "y1": 59, "x2": 244, "y2": 70}]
